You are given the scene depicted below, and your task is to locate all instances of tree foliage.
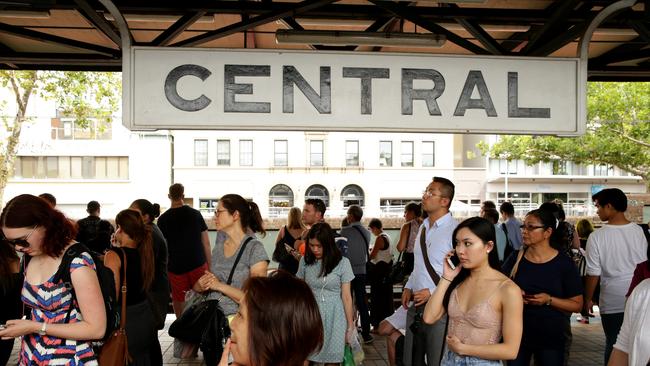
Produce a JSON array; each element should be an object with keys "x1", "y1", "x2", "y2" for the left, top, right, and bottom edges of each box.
[
  {"x1": 0, "y1": 71, "x2": 121, "y2": 203},
  {"x1": 479, "y1": 82, "x2": 650, "y2": 185}
]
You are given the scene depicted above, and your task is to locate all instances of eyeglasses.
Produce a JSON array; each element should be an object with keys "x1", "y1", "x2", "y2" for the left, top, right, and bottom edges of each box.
[
  {"x1": 214, "y1": 209, "x2": 228, "y2": 216},
  {"x1": 422, "y1": 190, "x2": 443, "y2": 198},
  {"x1": 2, "y1": 226, "x2": 38, "y2": 248},
  {"x1": 519, "y1": 224, "x2": 545, "y2": 231}
]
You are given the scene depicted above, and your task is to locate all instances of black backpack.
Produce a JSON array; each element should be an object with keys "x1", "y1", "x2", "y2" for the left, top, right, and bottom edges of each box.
[{"x1": 52, "y1": 243, "x2": 120, "y2": 341}]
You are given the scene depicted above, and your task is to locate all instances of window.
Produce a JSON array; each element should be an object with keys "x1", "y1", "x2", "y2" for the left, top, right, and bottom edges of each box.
[
  {"x1": 217, "y1": 140, "x2": 230, "y2": 166},
  {"x1": 14, "y1": 156, "x2": 128, "y2": 180},
  {"x1": 401, "y1": 141, "x2": 413, "y2": 167},
  {"x1": 498, "y1": 159, "x2": 517, "y2": 174},
  {"x1": 194, "y1": 139, "x2": 208, "y2": 166},
  {"x1": 53, "y1": 118, "x2": 112, "y2": 140},
  {"x1": 199, "y1": 198, "x2": 219, "y2": 214},
  {"x1": 269, "y1": 184, "x2": 294, "y2": 208},
  {"x1": 239, "y1": 140, "x2": 253, "y2": 166},
  {"x1": 341, "y1": 184, "x2": 364, "y2": 207},
  {"x1": 346, "y1": 140, "x2": 359, "y2": 167},
  {"x1": 594, "y1": 164, "x2": 609, "y2": 176},
  {"x1": 422, "y1": 141, "x2": 435, "y2": 167},
  {"x1": 552, "y1": 161, "x2": 568, "y2": 175},
  {"x1": 305, "y1": 184, "x2": 329, "y2": 207},
  {"x1": 379, "y1": 141, "x2": 392, "y2": 167},
  {"x1": 310, "y1": 140, "x2": 324, "y2": 167},
  {"x1": 274, "y1": 140, "x2": 288, "y2": 166}
]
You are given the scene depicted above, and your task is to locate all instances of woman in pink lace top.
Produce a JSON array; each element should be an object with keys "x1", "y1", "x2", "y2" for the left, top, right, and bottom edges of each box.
[{"x1": 423, "y1": 217, "x2": 523, "y2": 365}]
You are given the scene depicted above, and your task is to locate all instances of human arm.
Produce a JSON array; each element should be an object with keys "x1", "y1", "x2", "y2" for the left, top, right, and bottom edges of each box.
[
  {"x1": 1, "y1": 263, "x2": 107, "y2": 340},
  {"x1": 571, "y1": 230, "x2": 581, "y2": 250},
  {"x1": 201, "y1": 261, "x2": 268, "y2": 303},
  {"x1": 396, "y1": 223, "x2": 409, "y2": 253},
  {"x1": 583, "y1": 276, "x2": 599, "y2": 313},
  {"x1": 523, "y1": 293, "x2": 583, "y2": 313},
  {"x1": 423, "y1": 250, "x2": 460, "y2": 324},
  {"x1": 626, "y1": 262, "x2": 645, "y2": 297},
  {"x1": 448, "y1": 281, "x2": 524, "y2": 360},
  {"x1": 103, "y1": 250, "x2": 121, "y2": 301},
  {"x1": 341, "y1": 282, "x2": 355, "y2": 343},
  {"x1": 607, "y1": 349, "x2": 628, "y2": 366},
  {"x1": 202, "y1": 230, "x2": 211, "y2": 268},
  {"x1": 369, "y1": 236, "x2": 385, "y2": 260}
]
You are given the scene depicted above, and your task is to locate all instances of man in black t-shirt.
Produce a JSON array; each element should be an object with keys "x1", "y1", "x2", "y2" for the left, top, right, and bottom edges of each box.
[
  {"x1": 157, "y1": 183, "x2": 211, "y2": 317},
  {"x1": 76, "y1": 200, "x2": 114, "y2": 254}
]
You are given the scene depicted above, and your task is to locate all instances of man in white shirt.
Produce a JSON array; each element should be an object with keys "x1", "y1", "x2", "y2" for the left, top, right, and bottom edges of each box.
[
  {"x1": 401, "y1": 177, "x2": 458, "y2": 365},
  {"x1": 584, "y1": 188, "x2": 648, "y2": 365}
]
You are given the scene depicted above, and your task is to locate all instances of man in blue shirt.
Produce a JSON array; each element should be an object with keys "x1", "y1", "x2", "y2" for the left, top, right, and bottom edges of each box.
[
  {"x1": 402, "y1": 177, "x2": 458, "y2": 365},
  {"x1": 500, "y1": 201, "x2": 523, "y2": 251}
]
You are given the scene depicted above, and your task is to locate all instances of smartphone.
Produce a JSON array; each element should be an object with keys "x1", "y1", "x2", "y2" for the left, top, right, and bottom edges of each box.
[
  {"x1": 446, "y1": 253, "x2": 461, "y2": 270},
  {"x1": 284, "y1": 243, "x2": 295, "y2": 253}
]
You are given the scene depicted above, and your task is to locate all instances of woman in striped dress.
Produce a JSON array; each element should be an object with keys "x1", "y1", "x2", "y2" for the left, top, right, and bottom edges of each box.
[{"x1": 0, "y1": 194, "x2": 106, "y2": 365}]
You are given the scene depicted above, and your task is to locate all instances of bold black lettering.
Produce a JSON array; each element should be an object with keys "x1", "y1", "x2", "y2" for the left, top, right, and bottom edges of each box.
[
  {"x1": 401, "y1": 69, "x2": 445, "y2": 116},
  {"x1": 164, "y1": 64, "x2": 212, "y2": 112},
  {"x1": 508, "y1": 72, "x2": 551, "y2": 118},
  {"x1": 342, "y1": 67, "x2": 390, "y2": 114},
  {"x1": 224, "y1": 65, "x2": 271, "y2": 113},
  {"x1": 283, "y1": 66, "x2": 331, "y2": 114},
  {"x1": 454, "y1": 70, "x2": 497, "y2": 117}
]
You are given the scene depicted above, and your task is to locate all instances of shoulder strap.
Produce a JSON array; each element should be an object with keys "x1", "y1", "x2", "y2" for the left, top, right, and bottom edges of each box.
[
  {"x1": 227, "y1": 237, "x2": 254, "y2": 285},
  {"x1": 501, "y1": 222, "x2": 509, "y2": 236},
  {"x1": 57, "y1": 243, "x2": 95, "y2": 323},
  {"x1": 116, "y1": 247, "x2": 128, "y2": 329},
  {"x1": 352, "y1": 225, "x2": 369, "y2": 248},
  {"x1": 419, "y1": 226, "x2": 440, "y2": 285},
  {"x1": 509, "y1": 247, "x2": 527, "y2": 279}
]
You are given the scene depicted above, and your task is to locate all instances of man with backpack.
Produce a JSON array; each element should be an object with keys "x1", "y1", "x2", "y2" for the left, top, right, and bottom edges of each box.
[
  {"x1": 500, "y1": 201, "x2": 523, "y2": 260},
  {"x1": 76, "y1": 200, "x2": 115, "y2": 254}
]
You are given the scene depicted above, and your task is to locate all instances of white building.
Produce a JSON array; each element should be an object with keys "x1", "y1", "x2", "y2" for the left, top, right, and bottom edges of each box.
[{"x1": 3, "y1": 94, "x2": 646, "y2": 221}]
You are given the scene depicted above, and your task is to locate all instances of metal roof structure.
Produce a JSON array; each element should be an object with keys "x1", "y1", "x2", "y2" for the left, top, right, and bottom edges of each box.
[{"x1": 0, "y1": 0, "x2": 648, "y2": 81}]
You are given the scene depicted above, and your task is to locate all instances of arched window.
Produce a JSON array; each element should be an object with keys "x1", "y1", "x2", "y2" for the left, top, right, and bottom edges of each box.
[
  {"x1": 269, "y1": 184, "x2": 294, "y2": 208},
  {"x1": 305, "y1": 184, "x2": 330, "y2": 207},
  {"x1": 341, "y1": 184, "x2": 364, "y2": 207}
]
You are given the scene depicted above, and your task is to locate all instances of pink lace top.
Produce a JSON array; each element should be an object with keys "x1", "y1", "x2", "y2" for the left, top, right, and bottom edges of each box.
[{"x1": 447, "y1": 279, "x2": 510, "y2": 346}]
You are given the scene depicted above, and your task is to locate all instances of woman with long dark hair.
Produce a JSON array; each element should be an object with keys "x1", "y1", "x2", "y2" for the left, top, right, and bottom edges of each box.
[
  {"x1": 217, "y1": 270, "x2": 324, "y2": 366},
  {"x1": 423, "y1": 217, "x2": 523, "y2": 365},
  {"x1": 0, "y1": 194, "x2": 106, "y2": 365},
  {"x1": 502, "y1": 209, "x2": 583, "y2": 365},
  {"x1": 0, "y1": 236, "x2": 22, "y2": 365},
  {"x1": 103, "y1": 209, "x2": 157, "y2": 365},
  {"x1": 297, "y1": 222, "x2": 355, "y2": 366}
]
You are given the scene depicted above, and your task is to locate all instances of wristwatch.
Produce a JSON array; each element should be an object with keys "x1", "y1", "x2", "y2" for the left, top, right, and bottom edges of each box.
[
  {"x1": 545, "y1": 297, "x2": 553, "y2": 306},
  {"x1": 38, "y1": 322, "x2": 47, "y2": 336}
]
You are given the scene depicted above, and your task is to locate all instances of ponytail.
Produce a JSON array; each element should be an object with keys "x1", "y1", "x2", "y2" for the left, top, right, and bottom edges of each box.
[{"x1": 220, "y1": 194, "x2": 266, "y2": 236}]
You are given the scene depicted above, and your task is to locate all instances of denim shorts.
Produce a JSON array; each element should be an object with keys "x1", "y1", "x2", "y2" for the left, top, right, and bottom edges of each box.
[{"x1": 441, "y1": 348, "x2": 503, "y2": 366}]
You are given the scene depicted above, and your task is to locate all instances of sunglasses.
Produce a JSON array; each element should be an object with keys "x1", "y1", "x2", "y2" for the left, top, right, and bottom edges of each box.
[{"x1": 2, "y1": 226, "x2": 38, "y2": 248}]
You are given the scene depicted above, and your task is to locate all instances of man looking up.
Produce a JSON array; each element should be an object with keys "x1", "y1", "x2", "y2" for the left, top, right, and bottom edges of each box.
[
  {"x1": 402, "y1": 176, "x2": 458, "y2": 366},
  {"x1": 584, "y1": 188, "x2": 647, "y2": 364},
  {"x1": 157, "y1": 183, "x2": 211, "y2": 317}
]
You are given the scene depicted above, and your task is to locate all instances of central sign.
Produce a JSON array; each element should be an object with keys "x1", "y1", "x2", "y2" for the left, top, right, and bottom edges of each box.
[{"x1": 127, "y1": 47, "x2": 582, "y2": 135}]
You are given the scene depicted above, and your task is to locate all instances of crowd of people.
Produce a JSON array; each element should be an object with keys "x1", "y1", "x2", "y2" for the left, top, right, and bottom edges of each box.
[{"x1": 0, "y1": 179, "x2": 648, "y2": 366}]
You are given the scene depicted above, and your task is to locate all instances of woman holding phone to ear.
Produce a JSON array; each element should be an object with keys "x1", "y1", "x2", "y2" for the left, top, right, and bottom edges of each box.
[{"x1": 423, "y1": 217, "x2": 523, "y2": 365}]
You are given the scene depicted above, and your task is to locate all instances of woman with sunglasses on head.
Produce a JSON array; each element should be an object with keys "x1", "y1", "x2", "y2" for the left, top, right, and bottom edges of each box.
[
  {"x1": 502, "y1": 209, "x2": 583, "y2": 366},
  {"x1": 423, "y1": 217, "x2": 523, "y2": 365},
  {"x1": 297, "y1": 222, "x2": 355, "y2": 366},
  {"x1": 0, "y1": 194, "x2": 106, "y2": 365},
  {"x1": 217, "y1": 270, "x2": 324, "y2": 366},
  {"x1": 103, "y1": 209, "x2": 157, "y2": 365}
]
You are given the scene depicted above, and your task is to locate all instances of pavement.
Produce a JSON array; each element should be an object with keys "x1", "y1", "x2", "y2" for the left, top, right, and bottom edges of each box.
[{"x1": 7, "y1": 314, "x2": 606, "y2": 365}]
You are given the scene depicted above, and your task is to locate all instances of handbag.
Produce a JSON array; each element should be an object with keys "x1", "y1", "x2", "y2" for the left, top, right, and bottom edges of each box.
[
  {"x1": 98, "y1": 248, "x2": 131, "y2": 366},
  {"x1": 168, "y1": 237, "x2": 253, "y2": 359},
  {"x1": 388, "y1": 251, "x2": 406, "y2": 284}
]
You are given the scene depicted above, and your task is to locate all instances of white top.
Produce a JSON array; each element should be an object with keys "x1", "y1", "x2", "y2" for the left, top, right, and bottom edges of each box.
[
  {"x1": 613, "y1": 278, "x2": 650, "y2": 366},
  {"x1": 371, "y1": 232, "x2": 393, "y2": 264},
  {"x1": 585, "y1": 223, "x2": 647, "y2": 314},
  {"x1": 405, "y1": 212, "x2": 458, "y2": 293}
]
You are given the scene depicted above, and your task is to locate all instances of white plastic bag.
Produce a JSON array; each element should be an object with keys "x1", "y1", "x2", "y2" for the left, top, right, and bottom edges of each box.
[{"x1": 346, "y1": 328, "x2": 365, "y2": 365}]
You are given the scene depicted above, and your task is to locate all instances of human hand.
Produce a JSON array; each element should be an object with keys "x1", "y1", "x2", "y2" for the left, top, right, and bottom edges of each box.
[
  {"x1": 584, "y1": 299, "x2": 594, "y2": 315},
  {"x1": 523, "y1": 292, "x2": 551, "y2": 306},
  {"x1": 197, "y1": 271, "x2": 221, "y2": 292},
  {"x1": 446, "y1": 335, "x2": 466, "y2": 355},
  {"x1": 401, "y1": 288, "x2": 412, "y2": 309},
  {"x1": 345, "y1": 326, "x2": 355, "y2": 345},
  {"x1": 413, "y1": 289, "x2": 431, "y2": 306},
  {"x1": 443, "y1": 250, "x2": 463, "y2": 280},
  {"x1": 218, "y1": 339, "x2": 240, "y2": 366},
  {"x1": 0, "y1": 319, "x2": 39, "y2": 340}
]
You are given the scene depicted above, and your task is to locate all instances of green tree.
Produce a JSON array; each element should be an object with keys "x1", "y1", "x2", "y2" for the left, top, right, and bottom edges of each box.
[
  {"x1": 0, "y1": 71, "x2": 121, "y2": 203},
  {"x1": 479, "y1": 82, "x2": 650, "y2": 186}
]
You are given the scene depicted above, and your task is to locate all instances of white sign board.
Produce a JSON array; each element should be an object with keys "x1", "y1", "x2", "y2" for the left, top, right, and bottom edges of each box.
[{"x1": 126, "y1": 47, "x2": 583, "y2": 135}]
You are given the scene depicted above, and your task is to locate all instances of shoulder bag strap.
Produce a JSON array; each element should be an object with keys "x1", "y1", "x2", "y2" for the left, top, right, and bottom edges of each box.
[
  {"x1": 227, "y1": 237, "x2": 254, "y2": 285},
  {"x1": 116, "y1": 247, "x2": 128, "y2": 329},
  {"x1": 509, "y1": 247, "x2": 526, "y2": 279},
  {"x1": 419, "y1": 226, "x2": 440, "y2": 285},
  {"x1": 352, "y1": 225, "x2": 370, "y2": 262},
  {"x1": 397, "y1": 221, "x2": 414, "y2": 263}
]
